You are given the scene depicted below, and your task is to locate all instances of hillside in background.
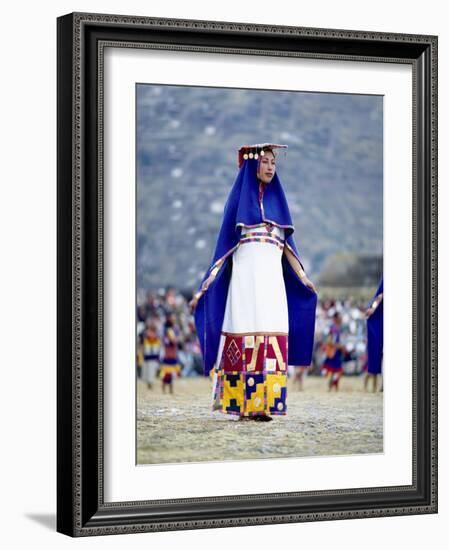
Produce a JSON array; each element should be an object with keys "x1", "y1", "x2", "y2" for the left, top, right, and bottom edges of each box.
[{"x1": 136, "y1": 84, "x2": 383, "y2": 292}]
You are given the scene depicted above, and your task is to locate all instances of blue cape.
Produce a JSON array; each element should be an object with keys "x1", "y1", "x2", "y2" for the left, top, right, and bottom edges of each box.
[
  {"x1": 367, "y1": 278, "x2": 383, "y2": 375},
  {"x1": 194, "y1": 158, "x2": 318, "y2": 376}
]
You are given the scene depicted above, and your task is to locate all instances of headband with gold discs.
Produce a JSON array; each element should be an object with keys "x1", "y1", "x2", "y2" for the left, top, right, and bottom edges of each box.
[{"x1": 238, "y1": 143, "x2": 288, "y2": 168}]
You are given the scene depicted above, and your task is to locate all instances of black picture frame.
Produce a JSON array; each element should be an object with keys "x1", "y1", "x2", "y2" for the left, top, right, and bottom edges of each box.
[{"x1": 57, "y1": 12, "x2": 438, "y2": 536}]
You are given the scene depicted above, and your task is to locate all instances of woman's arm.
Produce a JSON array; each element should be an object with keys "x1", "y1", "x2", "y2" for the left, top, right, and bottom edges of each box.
[
  {"x1": 283, "y1": 246, "x2": 317, "y2": 294},
  {"x1": 188, "y1": 259, "x2": 224, "y2": 313},
  {"x1": 365, "y1": 292, "x2": 383, "y2": 318}
]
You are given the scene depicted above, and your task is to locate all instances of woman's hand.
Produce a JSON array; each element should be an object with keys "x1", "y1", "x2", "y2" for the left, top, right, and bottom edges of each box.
[
  {"x1": 365, "y1": 294, "x2": 382, "y2": 319},
  {"x1": 188, "y1": 271, "x2": 218, "y2": 314},
  {"x1": 188, "y1": 294, "x2": 199, "y2": 314},
  {"x1": 302, "y1": 275, "x2": 317, "y2": 294},
  {"x1": 283, "y1": 246, "x2": 317, "y2": 294},
  {"x1": 364, "y1": 306, "x2": 375, "y2": 319}
]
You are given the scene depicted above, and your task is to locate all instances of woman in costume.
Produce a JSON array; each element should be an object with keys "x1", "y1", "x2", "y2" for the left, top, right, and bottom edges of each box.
[
  {"x1": 321, "y1": 312, "x2": 345, "y2": 391},
  {"x1": 159, "y1": 316, "x2": 182, "y2": 394},
  {"x1": 141, "y1": 321, "x2": 161, "y2": 389},
  {"x1": 364, "y1": 278, "x2": 383, "y2": 392},
  {"x1": 190, "y1": 143, "x2": 318, "y2": 421}
]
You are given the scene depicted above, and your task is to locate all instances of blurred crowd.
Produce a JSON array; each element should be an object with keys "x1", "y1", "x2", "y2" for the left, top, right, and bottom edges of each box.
[
  {"x1": 137, "y1": 288, "x2": 204, "y2": 379},
  {"x1": 312, "y1": 298, "x2": 368, "y2": 375},
  {"x1": 136, "y1": 287, "x2": 371, "y2": 381}
]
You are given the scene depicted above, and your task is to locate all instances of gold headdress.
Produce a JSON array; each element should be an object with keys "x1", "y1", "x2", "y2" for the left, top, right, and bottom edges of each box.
[{"x1": 238, "y1": 143, "x2": 288, "y2": 168}]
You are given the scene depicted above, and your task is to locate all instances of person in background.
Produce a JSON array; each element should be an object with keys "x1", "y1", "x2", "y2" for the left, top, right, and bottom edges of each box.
[
  {"x1": 159, "y1": 317, "x2": 182, "y2": 394},
  {"x1": 364, "y1": 278, "x2": 384, "y2": 392},
  {"x1": 137, "y1": 304, "x2": 147, "y2": 339},
  {"x1": 136, "y1": 343, "x2": 144, "y2": 380},
  {"x1": 292, "y1": 365, "x2": 308, "y2": 391},
  {"x1": 321, "y1": 312, "x2": 345, "y2": 391},
  {"x1": 142, "y1": 321, "x2": 161, "y2": 389}
]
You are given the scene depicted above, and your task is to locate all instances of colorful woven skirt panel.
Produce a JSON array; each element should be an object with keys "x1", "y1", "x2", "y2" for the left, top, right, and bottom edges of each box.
[
  {"x1": 159, "y1": 358, "x2": 181, "y2": 382},
  {"x1": 213, "y1": 332, "x2": 287, "y2": 416}
]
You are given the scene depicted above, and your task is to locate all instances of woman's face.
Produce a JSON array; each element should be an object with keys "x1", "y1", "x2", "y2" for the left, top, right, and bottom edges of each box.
[{"x1": 256, "y1": 150, "x2": 276, "y2": 184}]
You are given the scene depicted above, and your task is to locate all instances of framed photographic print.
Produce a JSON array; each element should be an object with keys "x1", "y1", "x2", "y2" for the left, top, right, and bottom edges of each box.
[{"x1": 57, "y1": 12, "x2": 438, "y2": 536}]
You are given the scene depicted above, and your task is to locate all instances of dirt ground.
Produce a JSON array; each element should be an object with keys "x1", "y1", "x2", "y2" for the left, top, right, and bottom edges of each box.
[{"x1": 137, "y1": 375, "x2": 383, "y2": 465}]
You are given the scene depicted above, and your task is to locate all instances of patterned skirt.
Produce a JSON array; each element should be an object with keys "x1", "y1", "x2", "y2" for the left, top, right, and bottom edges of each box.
[
  {"x1": 159, "y1": 358, "x2": 181, "y2": 383},
  {"x1": 212, "y1": 332, "x2": 288, "y2": 416}
]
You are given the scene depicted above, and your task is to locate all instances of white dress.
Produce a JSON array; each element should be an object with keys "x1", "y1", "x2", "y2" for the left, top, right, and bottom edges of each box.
[{"x1": 221, "y1": 224, "x2": 288, "y2": 334}]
